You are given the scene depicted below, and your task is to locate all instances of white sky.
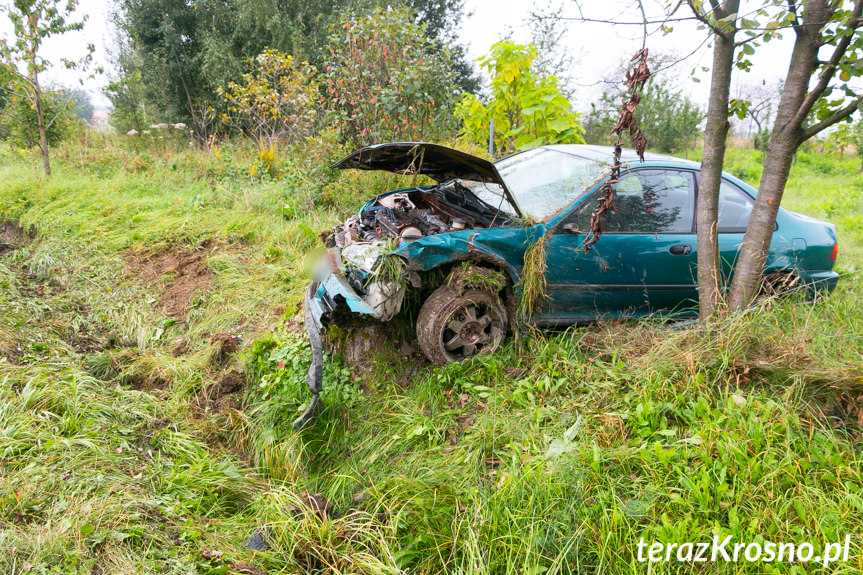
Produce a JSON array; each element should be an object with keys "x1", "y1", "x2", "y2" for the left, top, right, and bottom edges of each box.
[{"x1": 4, "y1": 0, "x2": 795, "y2": 111}]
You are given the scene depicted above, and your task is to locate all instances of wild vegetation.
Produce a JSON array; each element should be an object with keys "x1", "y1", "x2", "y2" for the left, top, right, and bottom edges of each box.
[
  {"x1": 2, "y1": 0, "x2": 863, "y2": 572},
  {"x1": 0, "y1": 133, "x2": 861, "y2": 573}
]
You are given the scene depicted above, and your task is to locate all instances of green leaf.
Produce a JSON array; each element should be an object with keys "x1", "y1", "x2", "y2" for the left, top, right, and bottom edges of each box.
[
  {"x1": 544, "y1": 416, "x2": 584, "y2": 460},
  {"x1": 546, "y1": 117, "x2": 573, "y2": 132}
]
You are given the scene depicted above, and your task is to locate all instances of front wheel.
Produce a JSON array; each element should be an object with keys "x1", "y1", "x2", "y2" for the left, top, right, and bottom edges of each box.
[{"x1": 416, "y1": 286, "x2": 508, "y2": 364}]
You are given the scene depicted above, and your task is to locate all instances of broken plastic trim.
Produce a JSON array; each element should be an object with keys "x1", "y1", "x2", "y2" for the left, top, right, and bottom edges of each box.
[{"x1": 293, "y1": 281, "x2": 324, "y2": 430}]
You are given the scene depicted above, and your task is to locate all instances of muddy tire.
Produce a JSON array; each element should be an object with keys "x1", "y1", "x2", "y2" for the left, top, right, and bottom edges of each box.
[{"x1": 416, "y1": 286, "x2": 508, "y2": 364}]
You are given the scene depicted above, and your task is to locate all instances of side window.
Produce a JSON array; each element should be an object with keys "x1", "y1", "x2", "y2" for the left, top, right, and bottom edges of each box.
[
  {"x1": 575, "y1": 169, "x2": 695, "y2": 233},
  {"x1": 718, "y1": 181, "x2": 754, "y2": 232}
]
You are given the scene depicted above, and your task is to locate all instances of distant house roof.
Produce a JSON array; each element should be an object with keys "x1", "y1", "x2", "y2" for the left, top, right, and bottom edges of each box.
[{"x1": 90, "y1": 110, "x2": 110, "y2": 125}]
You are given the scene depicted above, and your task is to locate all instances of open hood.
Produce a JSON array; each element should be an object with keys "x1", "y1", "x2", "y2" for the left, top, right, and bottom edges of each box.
[{"x1": 331, "y1": 142, "x2": 521, "y2": 217}]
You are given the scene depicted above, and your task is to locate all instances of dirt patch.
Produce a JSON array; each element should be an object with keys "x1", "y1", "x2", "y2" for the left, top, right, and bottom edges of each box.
[
  {"x1": 211, "y1": 370, "x2": 245, "y2": 398},
  {"x1": 197, "y1": 369, "x2": 246, "y2": 411},
  {"x1": 325, "y1": 325, "x2": 389, "y2": 369},
  {"x1": 289, "y1": 492, "x2": 334, "y2": 519},
  {"x1": 66, "y1": 331, "x2": 102, "y2": 354},
  {"x1": 210, "y1": 332, "x2": 240, "y2": 364},
  {"x1": 125, "y1": 369, "x2": 168, "y2": 392},
  {"x1": 125, "y1": 242, "x2": 216, "y2": 320},
  {"x1": 0, "y1": 220, "x2": 35, "y2": 256},
  {"x1": 2, "y1": 342, "x2": 23, "y2": 365},
  {"x1": 171, "y1": 338, "x2": 189, "y2": 357}
]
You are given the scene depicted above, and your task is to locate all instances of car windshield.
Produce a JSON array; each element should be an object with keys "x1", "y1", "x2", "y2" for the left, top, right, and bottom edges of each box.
[{"x1": 495, "y1": 148, "x2": 609, "y2": 220}]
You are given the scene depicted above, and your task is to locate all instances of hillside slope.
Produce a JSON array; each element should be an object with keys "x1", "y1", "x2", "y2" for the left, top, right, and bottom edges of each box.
[{"x1": 1, "y1": 139, "x2": 862, "y2": 574}]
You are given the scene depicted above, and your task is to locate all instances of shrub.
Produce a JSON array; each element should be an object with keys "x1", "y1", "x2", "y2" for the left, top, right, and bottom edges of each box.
[
  {"x1": 219, "y1": 49, "x2": 319, "y2": 151},
  {"x1": 584, "y1": 79, "x2": 704, "y2": 154},
  {"x1": 324, "y1": 7, "x2": 459, "y2": 146},
  {"x1": 455, "y1": 40, "x2": 584, "y2": 154},
  {"x1": 0, "y1": 86, "x2": 79, "y2": 148}
]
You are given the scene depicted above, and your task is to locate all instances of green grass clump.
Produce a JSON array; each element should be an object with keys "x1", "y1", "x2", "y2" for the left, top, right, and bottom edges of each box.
[
  {"x1": 0, "y1": 135, "x2": 862, "y2": 573},
  {"x1": 516, "y1": 229, "x2": 551, "y2": 319}
]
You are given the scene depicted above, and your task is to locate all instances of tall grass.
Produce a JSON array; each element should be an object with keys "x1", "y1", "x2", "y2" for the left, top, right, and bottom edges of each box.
[{"x1": 0, "y1": 134, "x2": 861, "y2": 573}]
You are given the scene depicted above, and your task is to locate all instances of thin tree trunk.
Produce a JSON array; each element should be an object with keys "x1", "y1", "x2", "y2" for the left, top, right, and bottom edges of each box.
[
  {"x1": 696, "y1": 0, "x2": 738, "y2": 321},
  {"x1": 728, "y1": 1, "x2": 829, "y2": 310},
  {"x1": 32, "y1": 70, "x2": 51, "y2": 177}
]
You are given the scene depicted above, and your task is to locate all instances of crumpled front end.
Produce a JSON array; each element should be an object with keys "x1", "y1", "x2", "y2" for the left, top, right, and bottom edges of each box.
[
  {"x1": 296, "y1": 243, "x2": 406, "y2": 429},
  {"x1": 307, "y1": 242, "x2": 406, "y2": 327}
]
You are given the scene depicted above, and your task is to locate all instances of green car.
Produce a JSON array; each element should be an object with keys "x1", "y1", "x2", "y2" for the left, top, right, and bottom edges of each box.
[{"x1": 298, "y1": 142, "x2": 839, "y2": 422}]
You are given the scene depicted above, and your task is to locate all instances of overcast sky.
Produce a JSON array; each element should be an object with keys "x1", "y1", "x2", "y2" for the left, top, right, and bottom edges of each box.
[{"x1": 6, "y1": 0, "x2": 794, "y2": 111}]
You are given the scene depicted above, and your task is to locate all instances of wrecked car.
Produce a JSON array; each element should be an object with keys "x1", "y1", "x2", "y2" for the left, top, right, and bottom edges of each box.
[{"x1": 296, "y1": 142, "x2": 840, "y2": 425}]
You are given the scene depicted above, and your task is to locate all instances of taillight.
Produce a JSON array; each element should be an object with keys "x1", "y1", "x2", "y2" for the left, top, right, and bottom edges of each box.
[{"x1": 830, "y1": 242, "x2": 839, "y2": 261}]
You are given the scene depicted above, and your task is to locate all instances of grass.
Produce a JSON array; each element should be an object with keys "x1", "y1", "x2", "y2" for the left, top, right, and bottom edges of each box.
[
  {"x1": 0, "y1": 134, "x2": 861, "y2": 573},
  {"x1": 516, "y1": 229, "x2": 551, "y2": 320}
]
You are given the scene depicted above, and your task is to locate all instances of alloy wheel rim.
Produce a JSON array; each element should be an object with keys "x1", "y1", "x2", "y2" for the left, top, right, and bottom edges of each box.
[{"x1": 440, "y1": 302, "x2": 504, "y2": 360}]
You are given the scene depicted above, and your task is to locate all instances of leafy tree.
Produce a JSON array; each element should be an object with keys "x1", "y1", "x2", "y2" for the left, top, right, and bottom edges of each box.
[
  {"x1": 528, "y1": 1, "x2": 578, "y2": 98},
  {"x1": 63, "y1": 87, "x2": 93, "y2": 122},
  {"x1": 455, "y1": 40, "x2": 584, "y2": 155},
  {"x1": 220, "y1": 49, "x2": 319, "y2": 150},
  {"x1": 104, "y1": 69, "x2": 153, "y2": 133},
  {"x1": 324, "y1": 7, "x2": 459, "y2": 146},
  {"x1": 828, "y1": 118, "x2": 863, "y2": 169},
  {"x1": 113, "y1": 0, "x2": 474, "y2": 145},
  {"x1": 637, "y1": 82, "x2": 704, "y2": 154},
  {"x1": 403, "y1": 0, "x2": 478, "y2": 93},
  {"x1": 0, "y1": 81, "x2": 76, "y2": 147},
  {"x1": 584, "y1": 79, "x2": 704, "y2": 154},
  {"x1": 113, "y1": 0, "x2": 218, "y2": 144},
  {"x1": 686, "y1": 0, "x2": 863, "y2": 312},
  {"x1": 0, "y1": 0, "x2": 95, "y2": 175},
  {"x1": 731, "y1": 79, "x2": 780, "y2": 150}
]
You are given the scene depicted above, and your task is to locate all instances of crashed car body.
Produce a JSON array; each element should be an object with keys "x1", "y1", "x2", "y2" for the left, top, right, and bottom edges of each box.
[{"x1": 306, "y1": 142, "x2": 839, "y2": 366}]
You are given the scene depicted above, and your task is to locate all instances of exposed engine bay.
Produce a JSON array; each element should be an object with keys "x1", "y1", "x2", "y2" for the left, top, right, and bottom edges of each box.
[
  {"x1": 319, "y1": 181, "x2": 513, "y2": 320},
  {"x1": 326, "y1": 181, "x2": 511, "y2": 250}
]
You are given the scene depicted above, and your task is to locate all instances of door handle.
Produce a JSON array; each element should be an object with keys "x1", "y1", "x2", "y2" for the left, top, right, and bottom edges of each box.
[{"x1": 669, "y1": 244, "x2": 691, "y2": 255}]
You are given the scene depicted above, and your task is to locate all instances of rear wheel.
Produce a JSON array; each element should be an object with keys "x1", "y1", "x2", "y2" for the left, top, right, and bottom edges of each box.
[
  {"x1": 759, "y1": 272, "x2": 800, "y2": 299},
  {"x1": 416, "y1": 286, "x2": 508, "y2": 364}
]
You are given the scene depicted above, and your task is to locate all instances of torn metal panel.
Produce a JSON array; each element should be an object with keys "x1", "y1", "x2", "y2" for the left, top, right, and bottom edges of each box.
[{"x1": 294, "y1": 282, "x2": 323, "y2": 430}]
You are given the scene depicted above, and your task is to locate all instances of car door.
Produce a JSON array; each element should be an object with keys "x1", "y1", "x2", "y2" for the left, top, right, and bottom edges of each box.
[
  {"x1": 538, "y1": 168, "x2": 699, "y2": 322},
  {"x1": 715, "y1": 179, "x2": 755, "y2": 284}
]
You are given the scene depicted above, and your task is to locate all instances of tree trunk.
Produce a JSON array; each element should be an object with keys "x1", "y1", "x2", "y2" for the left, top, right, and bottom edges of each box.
[
  {"x1": 696, "y1": 0, "x2": 738, "y2": 321},
  {"x1": 32, "y1": 71, "x2": 51, "y2": 176},
  {"x1": 728, "y1": 2, "x2": 827, "y2": 310}
]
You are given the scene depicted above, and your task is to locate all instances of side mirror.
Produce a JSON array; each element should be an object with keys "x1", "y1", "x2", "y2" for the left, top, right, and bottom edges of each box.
[{"x1": 560, "y1": 222, "x2": 580, "y2": 234}]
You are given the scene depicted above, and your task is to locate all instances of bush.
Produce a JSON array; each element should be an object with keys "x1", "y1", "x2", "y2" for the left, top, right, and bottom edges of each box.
[
  {"x1": 219, "y1": 49, "x2": 319, "y2": 151},
  {"x1": 584, "y1": 79, "x2": 704, "y2": 154},
  {"x1": 324, "y1": 7, "x2": 459, "y2": 146},
  {"x1": 455, "y1": 40, "x2": 584, "y2": 154},
  {"x1": 0, "y1": 87, "x2": 79, "y2": 148}
]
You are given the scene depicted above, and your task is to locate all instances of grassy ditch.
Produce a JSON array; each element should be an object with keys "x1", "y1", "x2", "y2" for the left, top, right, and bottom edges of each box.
[{"x1": 0, "y1": 136, "x2": 861, "y2": 573}]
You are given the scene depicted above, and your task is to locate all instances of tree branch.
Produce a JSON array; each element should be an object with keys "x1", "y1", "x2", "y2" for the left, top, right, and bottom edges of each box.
[
  {"x1": 791, "y1": 0, "x2": 863, "y2": 128},
  {"x1": 44, "y1": 96, "x2": 73, "y2": 131},
  {"x1": 798, "y1": 97, "x2": 862, "y2": 144},
  {"x1": 527, "y1": 14, "x2": 698, "y2": 26},
  {"x1": 735, "y1": 32, "x2": 765, "y2": 47},
  {"x1": 786, "y1": 0, "x2": 800, "y2": 29},
  {"x1": 686, "y1": 0, "x2": 715, "y2": 28}
]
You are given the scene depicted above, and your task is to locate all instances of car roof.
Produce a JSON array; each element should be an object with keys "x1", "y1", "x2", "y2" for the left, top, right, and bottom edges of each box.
[{"x1": 539, "y1": 144, "x2": 702, "y2": 170}]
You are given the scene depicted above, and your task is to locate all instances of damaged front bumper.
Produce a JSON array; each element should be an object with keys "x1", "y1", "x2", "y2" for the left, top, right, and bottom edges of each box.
[
  {"x1": 294, "y1": 281, "x2": 324, "y2": 429},
  {"x1": 296, "y1": 246, "x2": 405, "y2": 429}
]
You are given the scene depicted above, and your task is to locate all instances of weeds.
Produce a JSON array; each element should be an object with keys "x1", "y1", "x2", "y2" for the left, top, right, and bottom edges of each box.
[
  {"x1": 516, "y1": 228, "x2": 551, "y2": 319},
  {"x1": 1, "y1": 136, "x2": 862, "y2": 573},
  {"x1": 449, "y1": 261, "x2": 508, "y2": 293}
]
